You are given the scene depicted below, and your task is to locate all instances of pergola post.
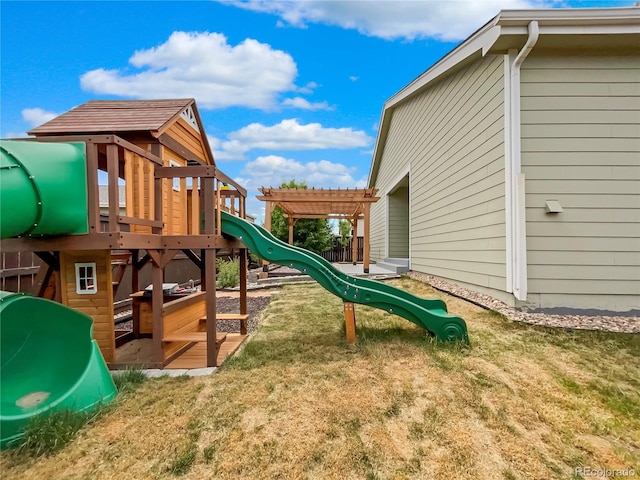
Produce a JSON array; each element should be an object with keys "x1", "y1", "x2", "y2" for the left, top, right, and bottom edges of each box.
[
  {"x1": 261, "y1": 201, "x2": 273, "y2": 278},
  {"x1": 364, "y1": 203, "x2": 371, "y2": 273},
  {"x1": 351, "y1": 217, "x2": 358, "y2": 265},
  {"x1": 288, "y1": 215, "x2": 294, "y2": 245}
]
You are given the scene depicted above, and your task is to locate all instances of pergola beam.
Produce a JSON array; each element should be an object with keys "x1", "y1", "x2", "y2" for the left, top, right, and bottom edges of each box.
[
  {"x1": 282, "y1": 214, "x2": 362, "y2": 220},
  {"x1": 257, "y1": 187, "x2": 379, "y2": 271}
]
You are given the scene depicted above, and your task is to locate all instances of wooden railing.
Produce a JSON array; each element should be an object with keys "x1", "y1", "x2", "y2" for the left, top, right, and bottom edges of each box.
[{"x1": 32, "y1": 135, "x2": 246, "y2": 237}]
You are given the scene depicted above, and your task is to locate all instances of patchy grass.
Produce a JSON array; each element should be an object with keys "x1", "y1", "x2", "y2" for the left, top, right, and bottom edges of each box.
[
  {"x1": 10, "y1": 408, "x2": 106, "y2": 458},
  {"x1": 1, "y1": 280, "x2": 638, "y2": 479},
  {"x1": 112, "y1": 368, "x2": 147, "y2": 394}
]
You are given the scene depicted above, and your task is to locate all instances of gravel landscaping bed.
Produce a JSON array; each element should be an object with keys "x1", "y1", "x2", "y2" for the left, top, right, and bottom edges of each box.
[{"x1": 408, "y1": 271, "x2": 640, "y2": 334}]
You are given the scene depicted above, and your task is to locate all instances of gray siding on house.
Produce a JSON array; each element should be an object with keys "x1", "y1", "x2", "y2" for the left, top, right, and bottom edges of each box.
[
  {"x1": 388, "y1": 186, "x2": 409, "y2": 257},
  {"x1": 371, "y1": 55, "x2": 507, "y2": 291},
  {"x1": 521, "y1": 55, "x2": 640, "y2": 311},
  {"x1": 370, "y1": 201, "x2": 386, "y2": 261}
]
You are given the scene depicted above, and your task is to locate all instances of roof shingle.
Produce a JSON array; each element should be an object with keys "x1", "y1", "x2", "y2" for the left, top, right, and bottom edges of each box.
[{"x1": 29, "y1": 99, "x2": 194, "y2": 136}]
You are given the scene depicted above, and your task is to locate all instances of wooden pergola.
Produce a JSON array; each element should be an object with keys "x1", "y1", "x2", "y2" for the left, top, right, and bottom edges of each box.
[{"x1": 257, "y1": 187, "x2": 379, "y2": 272}]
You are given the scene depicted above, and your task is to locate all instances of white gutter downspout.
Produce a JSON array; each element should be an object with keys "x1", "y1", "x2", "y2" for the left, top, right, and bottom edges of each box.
[{"x1": 505, "y1": 20, "x2": 538, "y2": 301}]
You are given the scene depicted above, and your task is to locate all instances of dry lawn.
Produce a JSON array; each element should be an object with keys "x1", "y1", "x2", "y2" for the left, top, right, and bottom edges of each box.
[{"x1": 2, "y1": 278, "x2": 639, "y2": 479}]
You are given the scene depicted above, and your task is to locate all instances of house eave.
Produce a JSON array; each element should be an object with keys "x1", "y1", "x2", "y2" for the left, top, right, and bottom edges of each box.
[{"x1": 367, "y1": 6, "x2": 640, "y2": 188}]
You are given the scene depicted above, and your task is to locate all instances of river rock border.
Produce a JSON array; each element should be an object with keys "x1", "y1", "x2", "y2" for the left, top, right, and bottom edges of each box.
[{"x1": 407, "y1": 272, "x2": 639, "y2": 334}]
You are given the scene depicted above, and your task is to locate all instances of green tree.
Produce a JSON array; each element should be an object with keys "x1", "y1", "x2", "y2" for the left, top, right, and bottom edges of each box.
[
  {"x1": 269, "y1": 180, "x2": 334, "y2": 254},
  {"x1": 338, "y1": 220, "x2": 352, "y2": 248}
]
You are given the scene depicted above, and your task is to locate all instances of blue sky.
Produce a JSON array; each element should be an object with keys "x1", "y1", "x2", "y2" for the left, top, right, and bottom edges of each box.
[{"x1": 1, "y1": 0, "x2": 632, "y2": 221}]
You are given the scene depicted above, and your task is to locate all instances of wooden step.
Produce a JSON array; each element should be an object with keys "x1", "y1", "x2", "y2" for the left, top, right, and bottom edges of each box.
[
  {"x1": 162, "y1": 332, "x2": 227, "y2": 344},
  {"x1": 199, "y1": 314, "x2": 249, "y2": 322},
  {"x1": 199, "y1": 314, "x2": 249, "y2": 335}
]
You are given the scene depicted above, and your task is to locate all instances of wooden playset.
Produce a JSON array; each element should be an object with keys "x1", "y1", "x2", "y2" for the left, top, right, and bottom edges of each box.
[{"x1": 1, "y1": 99, "x2": 249, "y2": 368}]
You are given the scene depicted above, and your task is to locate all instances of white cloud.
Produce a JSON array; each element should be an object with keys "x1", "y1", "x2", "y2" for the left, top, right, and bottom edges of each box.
[
  {"x1": 1, "y1": 107, "x2": 60, "y2": 137},
  {"x1": 22, "y1": 108, "x2": 59, "y2": 127},
  {"x1": 211, "y1": 118, "x2": 373, "y2": 160},
  {"x1": 282, "y1": 97, "x2": 333, "y2": 110},
  {"x1": 349, "y1": 75, "x2": 359, "y2": 82},
  {"x1": 240, "y1": 154, "x2": 367, "y2": 192},
  {"x1": 297, "y1": 81, "x2": 318, "y2": 95},
  {"x1": 80, "y1": 31, "x2": 298, "y2": 110},
  {"x1": 230, "y1": 119, "x2": 372, "y2": 150},
  {"x1": 223, "y1": 0, "x2": 547, "y2": 42},
  {"x1": 236, "y1": 154, "x2": 367, "y2": 222}
]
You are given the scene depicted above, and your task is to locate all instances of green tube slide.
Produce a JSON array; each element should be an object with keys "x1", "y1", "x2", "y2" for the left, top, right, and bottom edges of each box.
[
  {"x1": 220, "y1": 211, "x2": 469, "y2": 343},
  {"x1": 0, "y1": 140, "x2": 88, "y2": 239},
  {"x1": 0, "y1": 292, "x2": 117, "y2": 449}
]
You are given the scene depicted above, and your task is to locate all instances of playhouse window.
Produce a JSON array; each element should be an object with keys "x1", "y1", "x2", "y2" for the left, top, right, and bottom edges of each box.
[{"x1": 75, "y1": 263, "x2": 97, "y2": 294}]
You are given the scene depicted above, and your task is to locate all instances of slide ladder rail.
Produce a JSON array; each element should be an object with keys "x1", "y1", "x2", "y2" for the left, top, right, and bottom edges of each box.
[{"x1": 220, "y1": 212, "x2": 468, "y2": 343}]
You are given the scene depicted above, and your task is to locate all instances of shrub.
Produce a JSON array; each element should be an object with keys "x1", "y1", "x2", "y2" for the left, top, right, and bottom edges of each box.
[
  {"x1": 249, "y1": 251, "x2": 262, "y2": 266},
  {"x1": 217, "y1": 258, "x2": 240, "y2": 288}
]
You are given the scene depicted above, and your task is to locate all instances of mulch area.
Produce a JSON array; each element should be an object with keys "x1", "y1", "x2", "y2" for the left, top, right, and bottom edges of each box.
[{"x1": 215, "y1": 294, "x2": 272, "y2": 334}]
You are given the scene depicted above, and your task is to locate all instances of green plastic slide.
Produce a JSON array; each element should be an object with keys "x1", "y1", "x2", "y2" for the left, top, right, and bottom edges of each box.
[
  {"x1": 0, "y1": 292, "x2": 117, "y2": 449},
  {"x1": 220, "y1": 211, "x2": 469, "y2": 343},
  {"x1": 0, "y1": 140, "x2": 88, "y2": 239}
]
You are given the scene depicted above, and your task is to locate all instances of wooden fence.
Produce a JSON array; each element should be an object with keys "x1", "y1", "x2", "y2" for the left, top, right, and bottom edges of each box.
[
  {"x1": 1, "y1": 251, "x2": 41, "y2": 293},
  {"x1": 321, "y1": 237, "x2": 363, "y2": 263}
]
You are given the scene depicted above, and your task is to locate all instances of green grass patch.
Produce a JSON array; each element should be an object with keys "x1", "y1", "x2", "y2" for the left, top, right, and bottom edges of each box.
[
  {"x1": 589, "y1": 381, "x2": 640, "y2": 421},
  {"x1": 165, "y1": 443, "x2": 197, "y2": 476},
  {"x1": 12, "y1": 408, "x2": 104, "y2": 457},
  {"x1": 112, "y1": 368, "x2": 147, "y2": 393}
]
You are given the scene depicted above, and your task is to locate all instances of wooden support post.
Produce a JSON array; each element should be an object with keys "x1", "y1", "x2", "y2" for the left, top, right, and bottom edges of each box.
[
  {"x1": 85, "y1": 142, "x2": 100, "y2": 234},
  {"x1": 201, "y1": 250, "x2": 208, "y2": 291},
  {"x1": 205, "y1": 248, "x2": 218, "y2": 367},
  {"x1": 288, "y1": 215, "x2": 294, "y2": 245},
  {"x1": 106, "y1": 144, "x2": 120, "y2": 232},
  {"x1": 351, "y1": 217, "x2": 358, "y2": 265},
  {"x1": 131, "y1": 249, "x2": 140, "y2": 338},
  {"x1": 239, "y1": 249, "x2": 248, "y2": 335},
  {"x1": 363, "y1": 203, "x2": 371, "y2": 273},
  {"x1": 151, "y1": 257, "x2": 164, "y2": 365},
  {"x1": 215, "y1": 179, "x2": 222, "y2": 235},
  {"x1": 189, "y1": 177, "x2": 199, "y2": 234},
  {"x1": 36, "y1": 265, "x2": 54, "y2": 299},
  {"x1": 146, "y1": 248, "x2": 179, "y2": 365},
  {"x1": 53, "y1": 263, "x2": 62, "y2": 303},
  {"x1": 261, "y1": 201, "x2": 272, "y2": 277},
  {"x1": 151, "y1": 144, "x2": 163, "y2": 235},
  {"x1": 203, "y1": 176, "x2": 215, "y2": 233},
  {"x1": 34, "y1": 251, "x2": 63, "y2": 303},
  {"x1": 343, "y1": 302, "x2": 356, "y2": 344},
  {"x1": 131, "y1": 250, "x2": 140, "y2": 293}
]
